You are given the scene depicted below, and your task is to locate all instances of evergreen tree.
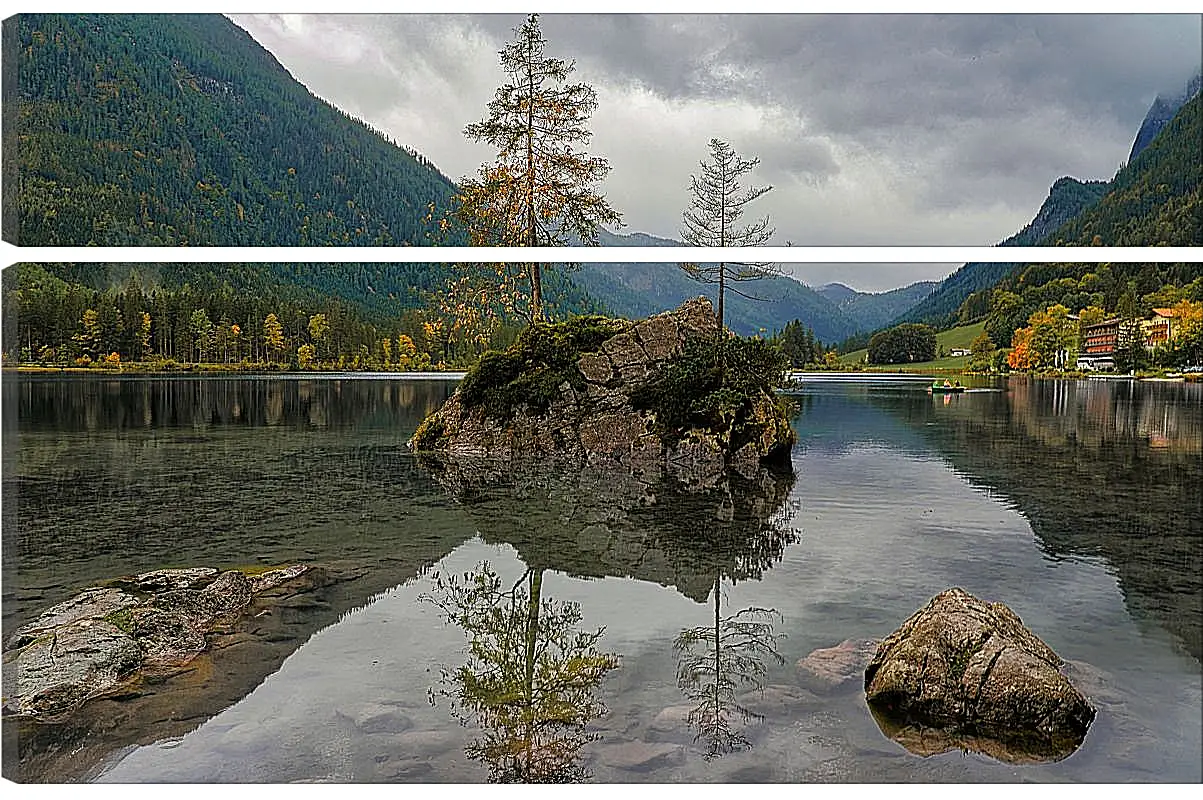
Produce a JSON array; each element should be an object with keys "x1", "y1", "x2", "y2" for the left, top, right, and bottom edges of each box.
[{"x1": 680, "y1": 138, "x2": 779, "y2": 331}]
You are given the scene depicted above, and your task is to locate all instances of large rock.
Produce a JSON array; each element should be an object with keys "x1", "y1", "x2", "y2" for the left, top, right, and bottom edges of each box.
[
  {"x1": 411, "y1": 297, "x2": 795, "y2": 486},
  {"x1": 863, "y1": 588, "x2": 1095, "y2": 762},
  {"x1": 6, "y1": 588, "x2": 141, "y2": 650},
  {"x1": 3, "y1": 620, "x2": 143, "y2": 719},
  {"x1": 2, "y1": 564, "x2": 317, "y2": 722}
]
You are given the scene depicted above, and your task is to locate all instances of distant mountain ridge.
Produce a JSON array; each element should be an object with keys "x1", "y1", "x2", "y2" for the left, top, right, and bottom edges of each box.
[
  {"x1": 816, "y1": 281, "x2": 938, "y2": 333},
  {"x1": 580, "y1": 230, "x2": 939, "y2": 342},
  {"x1": 581, "y1": 229, "x2": 858, "y2": 342}
]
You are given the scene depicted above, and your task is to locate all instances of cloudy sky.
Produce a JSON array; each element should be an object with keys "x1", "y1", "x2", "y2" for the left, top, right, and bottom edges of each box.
[{"x1": 229, "y1": 12, "x2": 1199, "y2": 291}]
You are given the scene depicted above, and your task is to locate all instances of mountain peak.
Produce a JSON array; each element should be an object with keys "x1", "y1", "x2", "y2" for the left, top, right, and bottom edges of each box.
[{"x1": 1128, "y1": 70, "x2": 1201, "y2": 163}]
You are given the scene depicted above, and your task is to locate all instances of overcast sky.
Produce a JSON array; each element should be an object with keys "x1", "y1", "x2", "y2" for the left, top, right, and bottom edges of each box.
[{"x1": 229, "y1": 13, "x2": 1200, "y2": 291}]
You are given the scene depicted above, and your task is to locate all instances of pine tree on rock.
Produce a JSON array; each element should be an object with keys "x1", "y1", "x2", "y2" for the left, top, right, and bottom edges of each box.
[
  {"x1": 680, "y1": 138, "x2": 780, "y2": 332},
  {"x1": 455, "y1": 13, "x2": 621, "y2": 324}
]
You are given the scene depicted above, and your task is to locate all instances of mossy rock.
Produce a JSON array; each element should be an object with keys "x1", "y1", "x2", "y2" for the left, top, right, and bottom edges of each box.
[
  {"x1": 410, "y1": 298, "x2": 796, "y2": 479},
  {"x1": 457, "y1": 315, "x2": 633, "y2": 421}
]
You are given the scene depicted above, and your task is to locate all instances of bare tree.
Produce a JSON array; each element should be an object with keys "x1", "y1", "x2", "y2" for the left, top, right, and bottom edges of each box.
[
  {"x1": 456, "y1": 13, "x2": 621, "y2": 324},
  {"x1": 680, "y1": 138, "x2": 781, "y2": 331}
]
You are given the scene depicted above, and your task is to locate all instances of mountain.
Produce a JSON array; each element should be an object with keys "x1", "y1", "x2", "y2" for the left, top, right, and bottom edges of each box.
[
  {"x1": 1127, "y1": 72, "x2": 1201, "y2": 163},
  {"x1": 1042, "y1": 92, "x2": 1201, "y2": 247},
  {"x1": 817, "y1": 281, "x2": 938, "y2": 333},
  {"x1": 5, "y1": 13, "x2": 459, "y2": 246},
  {"x1": 895, "y1": 177, "x2": 1109, "y2": 329},
  {"x1": 899, "y1": 90, "x2": 1202, "y2": 331},
  {"x1": 815, "y1": 283, "x2": 859, "y2": 305},
  {"x1": 576, "y1": 230, "x2": 862, "y2": 342}
]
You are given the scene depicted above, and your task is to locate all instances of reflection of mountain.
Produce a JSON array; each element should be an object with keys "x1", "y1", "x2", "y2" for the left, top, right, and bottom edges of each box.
[
  {"x1": 869, "y1": 380, "x2": 1203, "y2": 663},
  {"x1": 420, "y1": 458, "x2": 798, "y2": 604}
]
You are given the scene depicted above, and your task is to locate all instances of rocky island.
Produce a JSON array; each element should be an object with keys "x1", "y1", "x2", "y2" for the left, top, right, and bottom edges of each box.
[{"x1": 409, "y1": 297, "x2": 796, "y2": 485}]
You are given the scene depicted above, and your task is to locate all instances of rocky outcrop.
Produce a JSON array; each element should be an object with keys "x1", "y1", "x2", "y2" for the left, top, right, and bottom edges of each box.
[
  {"x1": 2, "y1": 565, "x2": 325, "y2": 721},
  {"x1": 863, "y1": 587, "x2": 1095, "y2": 763},
  {"x1": 410, "y1": 298, "x2": 795, "y2": 487}
]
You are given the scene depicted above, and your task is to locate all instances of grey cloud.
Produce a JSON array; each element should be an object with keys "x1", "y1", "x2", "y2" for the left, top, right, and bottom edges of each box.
[{"x1": 230, "y1": 12, "x2": 1200, "y2": 264}]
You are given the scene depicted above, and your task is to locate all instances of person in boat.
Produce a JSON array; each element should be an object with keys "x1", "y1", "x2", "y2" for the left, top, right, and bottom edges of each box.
[
  {"x1": 943, "y1": 379, "x2": 953, "y2": 389},
  {"x1": 954, "y1": 380, "x2": 962, "y2": 388}
]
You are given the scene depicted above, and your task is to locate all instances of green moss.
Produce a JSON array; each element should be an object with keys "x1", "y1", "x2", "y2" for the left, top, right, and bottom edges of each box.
[
  {"x1": 411, "y1": 415, "x2": 447, "y2": 451},
  {"x1": 457, "y1": 315, "x2": 632, "y2": 421},
  {"x1": 629, "y1": 335, "x2": 791, "y2": 451},
  {"x1": 104, "y1": 608, "x2": 137, "y2": 634}
]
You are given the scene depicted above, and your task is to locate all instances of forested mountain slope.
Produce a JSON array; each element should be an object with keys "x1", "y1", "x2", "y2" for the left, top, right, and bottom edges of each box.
[
  {"x1": 899, "y1": 92, "x2": 1201, "y2": 330},
  {"x1": 5, "y1": 14, "x2": 459, "y2": 246},
  {"x1": 1127, "y1": 72, "x2": 1200, "y2": 163},
  {"x1": 1042, "y1": 93, "x2": 1201, "y2": 247},
  {"x1": 896, "y1": 178, "x2": 1109, "y2": 329}
]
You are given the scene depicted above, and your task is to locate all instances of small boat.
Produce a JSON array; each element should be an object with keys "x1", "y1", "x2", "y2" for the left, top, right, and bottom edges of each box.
[{"x1": 928, "y1": 384, "x2": 966, "y2": 394}]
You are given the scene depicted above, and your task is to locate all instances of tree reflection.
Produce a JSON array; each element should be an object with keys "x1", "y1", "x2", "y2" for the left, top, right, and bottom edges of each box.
[
  {"x1": 421, "y1": 562, "x2": 620, "y2": 782},
  {"x1": 417, "y1": 456, "x2": 802, "y2": 763},
  {"x1": 674, "y1": 590, "x2": 784, "y2": 760},
  {"x1": 669, "y1": 473, "x2": 795, "y2": 760}
]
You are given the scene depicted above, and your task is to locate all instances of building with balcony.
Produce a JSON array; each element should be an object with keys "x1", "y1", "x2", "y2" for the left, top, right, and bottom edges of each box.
[
  {"x1": 1142, "y1": 308, "x2": 1180, "y2": 349},
  {"x1": 1077, "y1": 317, "x2": 1119, "y2": 370}
]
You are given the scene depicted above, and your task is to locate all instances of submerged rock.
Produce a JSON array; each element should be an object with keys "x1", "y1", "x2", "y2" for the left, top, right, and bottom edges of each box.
[
  {"x1": 410, "y1": 297, "x2": 795, "y2": 487},
  {"x1": 597, "y1": 741, "x2": 686, "y2": 772},
  {"x1": 863, "y1": 587, "x2": 1095, "y2": 763},
  {"x1": 796, "y1": 638, "x2": 879, "y2": 693}
]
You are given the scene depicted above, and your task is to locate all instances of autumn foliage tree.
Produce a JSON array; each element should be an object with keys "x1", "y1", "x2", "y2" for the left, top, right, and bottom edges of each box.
[
  {"x1": 453, "y1": 13, "x2": 621, "y2": 325},
  {"x1": 1007, "y1": 304, "x2": 1078, "y2": 371}
]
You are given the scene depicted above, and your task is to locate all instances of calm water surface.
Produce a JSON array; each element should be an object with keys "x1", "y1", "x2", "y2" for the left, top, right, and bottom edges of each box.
[{"x1": 2, "y1": 373, "x2": 1200, "y2": 783}]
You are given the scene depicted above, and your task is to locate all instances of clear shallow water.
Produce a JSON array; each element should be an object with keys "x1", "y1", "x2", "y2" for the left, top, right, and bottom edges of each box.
[{"x1": 2, "y1": 374, "x2": 1200, "y2": 783}]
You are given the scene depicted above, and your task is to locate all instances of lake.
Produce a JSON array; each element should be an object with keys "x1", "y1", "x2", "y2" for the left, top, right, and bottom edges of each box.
[{"x1": 2, "y1": 373, "x2": 1200, "y2": 783}]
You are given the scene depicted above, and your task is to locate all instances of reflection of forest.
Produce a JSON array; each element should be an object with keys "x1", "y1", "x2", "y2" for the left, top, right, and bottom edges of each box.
[
  {"x1": 875, "y1": 379, "x2": 1202, "y2": 663},
  {"x1": 7, "y1": 374, "x2": 456, "y2": 432}
]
